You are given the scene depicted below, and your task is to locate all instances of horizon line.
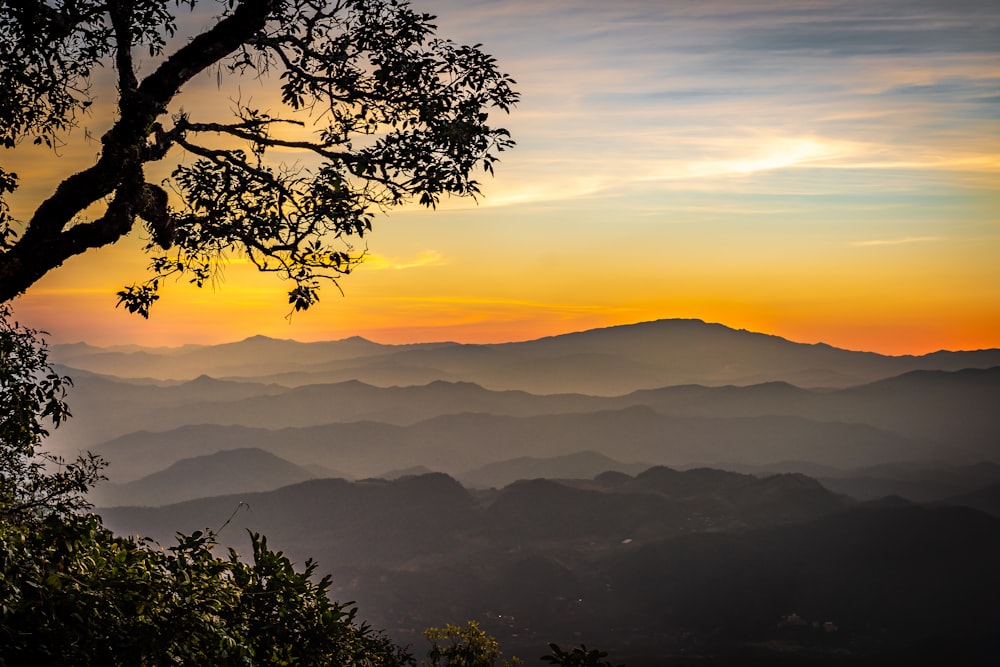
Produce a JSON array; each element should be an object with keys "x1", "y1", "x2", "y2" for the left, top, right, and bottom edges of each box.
[{"x1": 48, "y1": 317, "x2": 998, "y2": 358}]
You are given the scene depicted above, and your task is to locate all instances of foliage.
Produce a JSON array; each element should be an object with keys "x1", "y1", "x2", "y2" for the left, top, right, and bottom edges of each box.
[
  {"x1": 0, "y1": 307, "x2": 410, "y2": 665},
  {"x1": 1, "y1": 311, "x2": 624, "y2": 665},
  {"x1": 0, "y1": 0, "x2": 517, "y2": 313},
  {"x1": 423, "y1": 621, "x2": 520, "y2": 667},
  {"x1": 0, "y1": 516, "x2": 413, "y2": 666},
  {"x1": 0, "y1": 305, "x2": 104, "y2": 521},
  {"x1": 0, "y1": 5, "x2": 629, "y2": 664},
  {"x1": 541, "y1": 644, "x2": 621, "y2": 667}
]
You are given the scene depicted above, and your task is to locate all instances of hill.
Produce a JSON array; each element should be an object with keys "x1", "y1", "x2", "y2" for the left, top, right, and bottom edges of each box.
[
  {"x1": 943, "y1": 482, "x2": 1000, "y2": 517},
  {"x1": 89, "y1": 407, "x2": 933, "y2": 487},
  {"x1": 98, "y1": 472, "x2": 1000, "y2": 664},
  {"x1": 88, "y1": 448, "x2": 318, "y2": 507},
  {"x1": 51, "y1": 319, "x2": 1000, "y2": 393},
  {"x1": 459, "y1": 452, "x2": 651, "y2": 489},
  {"x1": 50, "y1": 366, "x2": 997, "y2": 469}
]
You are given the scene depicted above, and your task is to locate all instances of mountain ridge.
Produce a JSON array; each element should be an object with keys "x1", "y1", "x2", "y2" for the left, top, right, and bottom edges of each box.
[{"x1": 49, "y1": 319, "x2": 1000, "y2": 393}]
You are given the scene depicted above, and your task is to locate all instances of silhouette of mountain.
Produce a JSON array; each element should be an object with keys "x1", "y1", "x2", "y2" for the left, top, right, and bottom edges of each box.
[
  {"x1": 90, "y1": 406, "x2": 932, "y2": 488},
  {"x1": 377, "y1": 465, "x2": 438, "y2": 480},
  {"x1": 943, "y1": 482, "x2": 1000, "y2": 517},
  {"x1": 698, "y1": 461, "x2": 1000, "y2": 504},
  {"x1": 98, "y1": 471, "x2": 1000, "y2": 664},
  {"x1": 92, "y1": 421, "x2": 408, "y2": 482},
  {"x1": 459, "y1": 452, "x2": 651, "y2": 489},
  {"x1": 49, "y1": 361, "x2": 998, "y2": 478},
  {"x1": 607, "y1": 368, "x2": 1000, "y2": 458},
  {"x1": 99, "y1": 468, "x2": 851, "y2": 570},
  {"x1": 51, "y1": 319, "x2": 1000, "y2": 393},
  {"x1": 42, "y1": 318, "x2": 1000, "y2": 665},
  {"x1": 89, "y1": 448, "x2": 317, "y2": 507},
  {"x1": 598, "y1": 505, "x2": 1000, "y2": 662},
  {"x1": 824, "y1": 367, "x2": 1000, "y2": 455},
  {"x1": 101, "y1": 473, "x2": 480, "y2": 569},
  {"x1": 51, "y1": 334, "x2": 399, "y2": 380},
  {"x1": 50, "y1": 375, "x2": 607, "y2": 449},
  {"x1": 816, "y1": 461, "x2": 1000, "y2": 502},
  {"x1": 44, "y1": 371, "x2": 289, "y2": 449}
]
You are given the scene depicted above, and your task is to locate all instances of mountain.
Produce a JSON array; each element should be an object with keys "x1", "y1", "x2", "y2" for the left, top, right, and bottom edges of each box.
[
  {"x1": 459, "y1": 452, "x2": 651, "y2": 489},
  {"x1": 49, "y1": 365, "x2": 997, "y2": 468},
  {"x1": 101, "y1": 473, "x2": 481, "y2": 569},
  {"x1": 90, "y1": 421, "x2": 407, "y2": 482},
  {"x1": 607, "y1": 367, "x2": 1000, "y2": 457},
  {"x1": 598, "y1": 504, "x2": 1000, "y2": 663},
  {"x1": 943, "y1": 482, "x2": 1000, "y2": 517},
  {"x1": 44, "y1": 371, "x2": 289, "y2": 449},
  {"x1": 56, "y1": 362, "x2": 992, "y2": 511},
  {"x1": 50, "y1": 335, "x2": 403, "y2": 380},
  {"x1": 51, "y1": 319, "x2": 1000, "y2": 393},
  {"x1": 47, "y1": 375, "x2": 606, "y2": 449},
  {"x1": 88, "y1": 448, "x2": 318, "y2": 507},
  {"x1": 89, "y1": 406, "x2": 934, "y2": 487},
  {"x1": 98, "y1": 469, "x2": 851, "y2": 571},
  {"x1": 816, "y1": 461, "x2": 1000, "y2": 502},
  {"x1": 44, "y1": 318, "x2": 1000, "y2": 665},
  {"x1": 97, "y1": 473, "x2": 1000, "y2": 664}
]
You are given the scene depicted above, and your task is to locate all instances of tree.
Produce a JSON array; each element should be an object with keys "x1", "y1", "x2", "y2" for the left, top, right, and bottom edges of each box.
[
  {"x1": 541, "y1": 644, "x2": 621, "y2": 667},
  {"x1": 0, "y1": 308, "x2": 413, "y2": 664},
  {"x1": 0, "y1": 311, "x2": 626, "y2": 664},
  {"x1": 0, "y1": 3, "x2": 516, "y2": 660},
  {"x1": 0, "y1": 304, "x2": 104, "y2": 521},
  {"x1": 0, "y1": 0, "x2": 516, "y2": 314},
  {"x1": 423, "y1": 621, "x2": 520, "y2": 667},
  {"x1": 0, "y1": 516, "x2": 416, "y2": 664}
]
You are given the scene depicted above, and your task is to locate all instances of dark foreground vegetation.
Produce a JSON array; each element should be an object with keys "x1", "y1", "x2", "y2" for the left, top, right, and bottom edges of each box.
[
  {"x1": 101, "y1": 469, "x2": 1000, "y2": 666},
  {"x1": 3, "y1": 310, "x2": 596, "y2": 666},
  {"x1": 7, "y1": 316, "x2": 1000, "y2": 666}
]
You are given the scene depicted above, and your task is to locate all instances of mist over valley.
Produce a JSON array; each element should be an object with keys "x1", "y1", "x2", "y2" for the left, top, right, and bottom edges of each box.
[{"x1": 51, "y1": 319, "x2": 1000, "y2": 664}]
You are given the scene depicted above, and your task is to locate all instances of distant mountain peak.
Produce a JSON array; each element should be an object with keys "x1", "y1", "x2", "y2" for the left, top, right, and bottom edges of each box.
[
  {"x1": 337, "y1": 335, "x2": 375, "y2": 344},
  {"x1": 240, "y1": 334, "x2": 282, "y2": 343}
]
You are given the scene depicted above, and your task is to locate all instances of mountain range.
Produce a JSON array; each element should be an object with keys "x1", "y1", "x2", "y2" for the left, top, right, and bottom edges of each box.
[
  {"x1": 46, "y1": 367, "x2": 997, "y2": 491},
  {"x1": 51, "y1": 318, "x2": 1000, "y2": 392},
  {"x1": 39, "y1": 318, "x2": 1000, "y2": 664},
  {"x1": 42, "y1": 318, "x2": 998, "y2": 508},
  {"x1": 98, "y1": 469, "x2": 1000, "y2": 665}
]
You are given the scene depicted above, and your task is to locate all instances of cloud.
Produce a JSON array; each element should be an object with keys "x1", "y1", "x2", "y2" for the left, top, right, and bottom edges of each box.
[
  {"x1": 850, "y1": 236, "x2": 948, "y2": 247},
  {"x1": 361, "y1": 251, "x2": 448, "y2": 271}
]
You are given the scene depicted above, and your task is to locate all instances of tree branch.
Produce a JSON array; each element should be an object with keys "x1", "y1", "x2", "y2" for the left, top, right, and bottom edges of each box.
[
  {"x1": 181, "y1": 119, "x2": 354, "y2": 163},
  {"x1": 107, "y1": 0, "x2": 138, "y2": 108},
  {"x1": 0, "y1": 0, "x2": 280, "y2": 302}
]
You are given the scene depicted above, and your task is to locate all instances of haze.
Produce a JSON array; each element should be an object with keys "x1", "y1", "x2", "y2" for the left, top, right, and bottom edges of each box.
[
  {"x1": 44, "y1": 319, "x2": 1000, "y2": 664},
  {"x1": 9, "y1": 0, "x2": 1000, "y2": 355}
]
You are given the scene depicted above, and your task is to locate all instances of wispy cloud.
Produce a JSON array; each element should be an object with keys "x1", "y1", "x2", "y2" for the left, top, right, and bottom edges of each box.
[
  {"x1": 361, "y1": 251, "x2": 448, "y2": 271},
  {"x1": 850, "y1": 236, "x2": 948, "y2": 247},
  {"x1": 8, "y1": 0, "x2": 1000, "y2": 353}
]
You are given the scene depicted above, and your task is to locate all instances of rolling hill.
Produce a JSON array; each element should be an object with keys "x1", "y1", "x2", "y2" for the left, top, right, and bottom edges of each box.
[
  {"x1": 52, "y1": 319, "x2": 1000, "y2": 393},
  {"x1": 96, "y1": 472, "x2": 1000, "y2": 664},
  {"x1": 89, "y1": 406, "x2": 935, "y2": 486},
  {"x1": 88, "y1": 448, "x2": 318, "y2": 507}
]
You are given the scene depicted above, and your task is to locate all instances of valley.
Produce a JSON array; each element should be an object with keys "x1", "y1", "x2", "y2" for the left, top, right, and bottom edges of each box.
[{"x1": 49, "y1": 319, "x2": 1000, "y2": 664}]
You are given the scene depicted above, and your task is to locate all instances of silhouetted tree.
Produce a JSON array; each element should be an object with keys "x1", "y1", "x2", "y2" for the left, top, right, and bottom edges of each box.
[
  {"x1": 0, "y1": 306, "x2": 415, "y2": 664},
  {"x1": 423, "y1": 621, "x2": 521, "y2": 667},
  {"x1": 0, "y1": 2, "x2": 517, "y2": 662},
  {"x1": 0, "y1": 305, "x2": 103, "y2": 521},
  {"x1": 0, "y1": 0, "x2": 516, "y2": 314},
  {"x1": 542, "y1": 643, "x2": 621, "y2": 667}
]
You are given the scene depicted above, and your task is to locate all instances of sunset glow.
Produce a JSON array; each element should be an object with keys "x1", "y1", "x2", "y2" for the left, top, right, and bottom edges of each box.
[{"x1": 8, "y1": 0, "x2": 1000, "y2": 355}]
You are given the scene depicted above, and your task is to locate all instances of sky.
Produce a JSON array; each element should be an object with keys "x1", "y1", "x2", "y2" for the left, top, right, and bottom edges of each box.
[{"x1": 7, "y1": 0, "x2": 1000, "y2": 354}]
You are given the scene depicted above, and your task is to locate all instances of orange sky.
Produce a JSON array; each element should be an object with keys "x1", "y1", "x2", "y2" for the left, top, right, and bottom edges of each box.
[{"x1": 7, "y1": 0, "x2": 1000, "y2": 355}]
